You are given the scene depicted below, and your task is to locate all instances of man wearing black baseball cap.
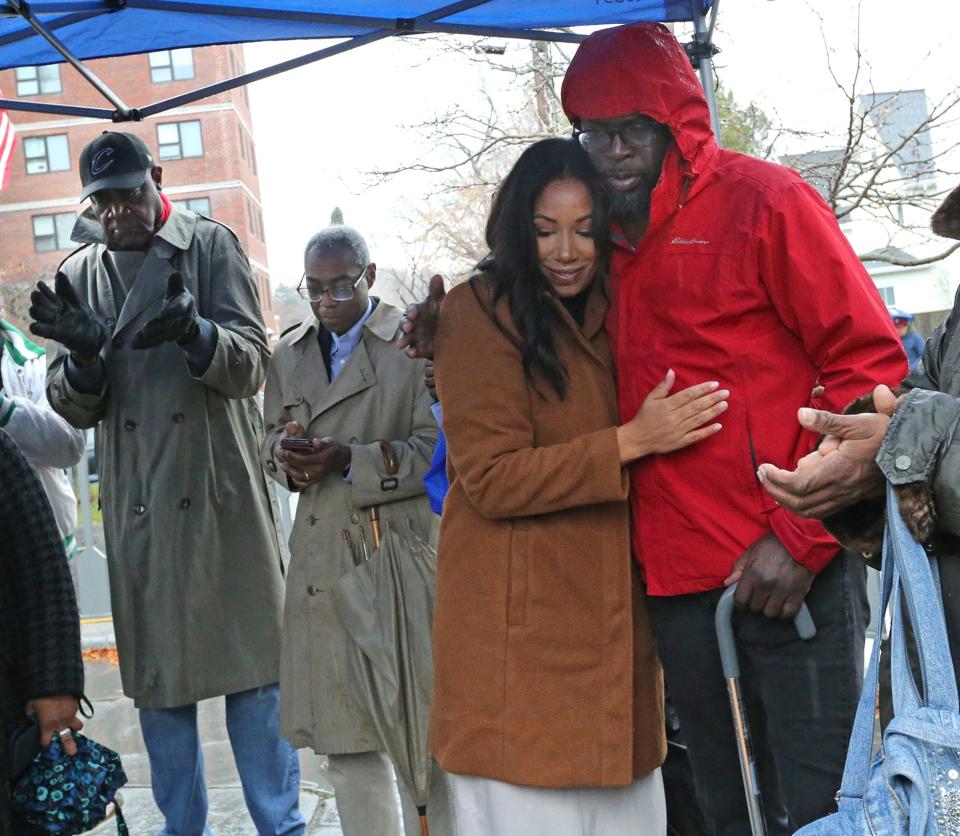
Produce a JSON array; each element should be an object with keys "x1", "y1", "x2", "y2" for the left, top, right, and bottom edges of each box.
[{"x1": 28, "y1": 131, "x2": 305, "y2": 834}]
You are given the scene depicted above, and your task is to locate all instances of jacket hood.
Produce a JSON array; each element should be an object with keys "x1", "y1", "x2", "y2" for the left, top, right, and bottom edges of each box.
[
  {"x1": 932, "y1": 183, "x2": 960, "y2": 240},
  {"x1": 561, "y1": 22, "x2": 715, "y2": 173}
]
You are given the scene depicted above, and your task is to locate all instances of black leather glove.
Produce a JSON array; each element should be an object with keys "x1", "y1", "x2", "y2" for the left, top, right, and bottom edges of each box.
[
  {"x1": 131, "y1": 273, "x2": 201, "y2": 350},
  {"x1": 29, "y1": 271, "x2": 110, "y2": 360}
]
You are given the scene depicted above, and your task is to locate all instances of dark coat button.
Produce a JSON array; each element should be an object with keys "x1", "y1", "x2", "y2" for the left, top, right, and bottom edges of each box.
[
  {"x1": 308, "y1": 515, "x2": 319, "y2": 526},
  {"x1": 124, "y1": 419, "x2": 136, "y2": 431},
  {"x1": 134, "y1": 504, "x2": 146, "y2": 515},
  {"x1": 307, "y1": 585, "x2": 319, "y2": 596},
  {"x1": 180, "y1": 498, "x2": 191, "y2": 509},
  {"x1": 267, "y1": 460, "x2": 277, "y2": 472},
  {"x1": 350, "y1": 512, "x2": 360, "y2": 524},
  {"x1": 172, "y1": 413, "x2": 185, "y2": 424},
  {"x1": 106, "y1": 316, "x2": 116, "y2": 328}
]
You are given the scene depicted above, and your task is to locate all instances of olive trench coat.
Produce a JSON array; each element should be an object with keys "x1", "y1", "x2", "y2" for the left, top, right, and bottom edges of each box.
[
  {"x1": 45, "y1": 206, "x2": 288, "y2": 710},
  {"x1": 261, "y1": 300, "x2": 438, "y2": 755},
  {"x1": 430, "y1": 275, "x2": 666, "y2": 788}
]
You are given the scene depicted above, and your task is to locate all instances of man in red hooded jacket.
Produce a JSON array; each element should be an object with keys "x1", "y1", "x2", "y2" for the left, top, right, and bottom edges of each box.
[
  {"x1": 400, "y1": 21, "x2": 907, "y2": 835},
  {"x1": 558, "y1": 22, "x2": 906, "y2": 834}
]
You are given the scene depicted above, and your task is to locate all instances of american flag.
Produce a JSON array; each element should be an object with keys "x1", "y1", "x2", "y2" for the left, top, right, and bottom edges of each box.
[{"x1": 0, "y1": 95, "x2": 15, "y2": 191}]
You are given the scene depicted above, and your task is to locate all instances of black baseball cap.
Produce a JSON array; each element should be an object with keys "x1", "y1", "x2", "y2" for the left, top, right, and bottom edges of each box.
[{"x1": 79, "y1": 131, "x2": 155, "y2": 201}]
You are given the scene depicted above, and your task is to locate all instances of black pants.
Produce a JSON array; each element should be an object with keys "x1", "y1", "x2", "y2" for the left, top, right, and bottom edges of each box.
[{"x1": 647, "y1": 551, "x2": 868, "y2": 836}]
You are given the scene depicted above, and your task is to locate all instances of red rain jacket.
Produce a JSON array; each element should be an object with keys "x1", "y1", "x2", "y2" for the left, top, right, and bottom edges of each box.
[{"x1": 562, "y1": 23, "x2": 908, "y2": 595}]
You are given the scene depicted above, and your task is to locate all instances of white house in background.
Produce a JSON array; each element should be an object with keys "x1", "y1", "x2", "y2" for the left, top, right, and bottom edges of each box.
[{"x1": 783, "y1": 89, "x2": 960, "y2": 333}]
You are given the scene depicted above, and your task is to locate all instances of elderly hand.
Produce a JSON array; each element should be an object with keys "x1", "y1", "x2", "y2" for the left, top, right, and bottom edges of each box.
[
  {"x1": 277, "y1": 422, "x2": 351, "y2": 489},
  {"x1": 29, "y1": 272, "x2": 110, "y2": 362},
  {"x1": 397, "y1": 274, "x2": 446, "y2": 360},
  {"x1": 27, "y1": 695, "x2": 83, "y2": 757},
  {"x1": 724, "y1": 532, "x2": 814, "y2": 619},
  {"x1": 132, "y1": 273, "x2": 201, "y2": 350},
  {"x1": 424, "y1": 361, "x2": 438, "y2": 402},
  {"x1": 757, "y1": 387, "x2": 897, "y2": 518}
]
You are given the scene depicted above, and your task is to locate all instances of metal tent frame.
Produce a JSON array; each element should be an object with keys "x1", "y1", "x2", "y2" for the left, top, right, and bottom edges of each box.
[{"x1": 0, "y1": 0, "x2": 722, "y2": 134}]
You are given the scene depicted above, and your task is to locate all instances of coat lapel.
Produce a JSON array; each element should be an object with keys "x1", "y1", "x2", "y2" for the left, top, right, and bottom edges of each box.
[
  {"x1": 112, "y1": 248, "x2": 176, "y2": 338},
  {"x1": 307, "y1": 336, "x2": 377, "y2": 428},
  {"x1": 285, "y1": 324, "x2": 330, "y2": 417}
]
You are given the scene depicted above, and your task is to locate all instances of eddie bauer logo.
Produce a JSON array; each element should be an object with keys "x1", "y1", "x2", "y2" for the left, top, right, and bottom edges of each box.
[
  {"x1": 671, "y1": 237, "x2": 710, "y2": 245},
  {"x1": 91, "y1": 148, "x2": 115, "y2": 176}
]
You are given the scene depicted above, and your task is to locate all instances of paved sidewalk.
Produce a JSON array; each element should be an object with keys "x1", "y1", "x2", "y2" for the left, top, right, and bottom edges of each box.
[{"x1": 81, "y1": 620, "x2": 350, "y2": 834}]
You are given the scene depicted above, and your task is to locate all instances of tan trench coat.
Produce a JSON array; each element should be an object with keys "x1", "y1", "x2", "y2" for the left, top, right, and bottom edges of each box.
[
  {"x1": 261, "y1": 301, "x2": 438, "y2": 755},
  {"x1": 430, "y1": 275, "x2": 666, "y2": 788},
  {"x1": 46, "y1": 206, "x2": 288, "y2": 709}
]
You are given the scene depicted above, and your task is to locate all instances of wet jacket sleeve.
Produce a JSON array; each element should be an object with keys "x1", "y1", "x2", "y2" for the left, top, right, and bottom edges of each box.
[
  {"x1": 434, "y1": 284, "x2": 627, "y2": 521},
  {"x1": 878, "y1": 388, "x2": 960, "y2": 537},
  {"x1": 45, "y1": 341, "x2": 109, "y2": 431},
  {"x1": 348, "y1": 366, "x2": 438, "y2": 509},
  {"x1": 0, "y1": 359, "x2": 85, "y2": 469},
  {"x1": 757, "y1": 180, "x2": 909, "y2": 571},
  {"x1": 190, "y1": 226, "x2": 268, "y2": 398}
]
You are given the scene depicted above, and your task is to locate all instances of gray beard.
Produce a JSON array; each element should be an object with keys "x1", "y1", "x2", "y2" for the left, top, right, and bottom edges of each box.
[{"x1": 609, "y1": 187, "x2": 652, "y2": 227}]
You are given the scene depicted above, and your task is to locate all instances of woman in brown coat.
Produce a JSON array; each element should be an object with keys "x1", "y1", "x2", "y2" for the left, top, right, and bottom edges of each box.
[{"x1": 431, "y1": 138, "x2": 728, "y2": 835}]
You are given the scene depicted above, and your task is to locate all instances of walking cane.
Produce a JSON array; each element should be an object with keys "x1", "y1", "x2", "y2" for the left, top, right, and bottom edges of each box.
[{"x1": 714, "y1": 585, "x2": 817, "y2": 836}]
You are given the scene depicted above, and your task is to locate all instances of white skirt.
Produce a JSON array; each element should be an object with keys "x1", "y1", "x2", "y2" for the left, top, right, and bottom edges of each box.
[{"x1": 447, "y1": 768, "x2": 666, "y2": 836}]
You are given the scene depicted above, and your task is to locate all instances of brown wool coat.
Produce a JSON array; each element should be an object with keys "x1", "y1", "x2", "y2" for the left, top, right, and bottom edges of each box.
[{"x1": 430, "y1": 274, "x2": 666, "y2": 788}]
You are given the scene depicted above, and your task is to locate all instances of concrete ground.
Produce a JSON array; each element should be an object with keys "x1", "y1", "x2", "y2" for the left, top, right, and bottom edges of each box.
[{"x1": 80, "y1": 620, "x2": 353, "y2": 834}]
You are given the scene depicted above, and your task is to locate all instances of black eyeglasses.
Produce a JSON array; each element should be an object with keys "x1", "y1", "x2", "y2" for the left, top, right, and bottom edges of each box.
[
  {"x1": 297, "y1": 267, "x2": 367, "y2": 303},
  {"x1": 573, "y1": 118, "x2": 666, "y2": 154}
]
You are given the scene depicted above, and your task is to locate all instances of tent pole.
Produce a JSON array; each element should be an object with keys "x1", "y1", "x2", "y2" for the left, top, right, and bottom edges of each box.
[
  {"x1": 692, "y1": 3, "x2": 721, "y2": 145},
  {"x1": 138, "y1": 0, "x2": 494, "y2": 118},
  {"x1": 5, "y1": 0, "x2": 133, "y2": 119},
  {"x1": 0, "y1": 97, "x2": 115, "y2": 118}
]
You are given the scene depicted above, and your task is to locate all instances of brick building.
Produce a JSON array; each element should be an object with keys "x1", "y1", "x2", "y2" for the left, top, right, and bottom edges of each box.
[{"x1": 0, "y1": 45, "x2": 277, "y2": 337}]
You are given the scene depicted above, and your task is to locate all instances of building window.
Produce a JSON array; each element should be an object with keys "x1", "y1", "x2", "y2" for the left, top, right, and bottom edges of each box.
[
  {"x1": 256, "y1": 206, "x2": 265, "y2": 242},
  {"x1": 247, "y1": 197, "x2": 255, "y2": 233},
  {"x1": 172, "y1": 196, "x2": 211, "y2": 216},
  {"x1": 149, "y1": 49, "x2": 195, "y2": 83},
  {"x1": 15, "y1": 65, "x2": 62, "y2": 96},
  {"x1": 32, "y1": 212, "x2": 76, "y2": 252},
  {"x1": 877, "y1": 286, "x2": 896, "y2": 305},
  {"x1": 157, "y1": 121, "x2": 203, "y2": 160},
  {"x1": 238, "y1": 124, "x2": 246, "y2": 160},
  {"x1": 23, "y1": 134, "x2": 70, "y2": 174}
]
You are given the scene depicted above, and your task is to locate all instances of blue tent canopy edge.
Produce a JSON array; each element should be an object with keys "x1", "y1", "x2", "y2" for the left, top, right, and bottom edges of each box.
[{"x1": 0, "y1": 0, "x2": 718, "y2": 122}]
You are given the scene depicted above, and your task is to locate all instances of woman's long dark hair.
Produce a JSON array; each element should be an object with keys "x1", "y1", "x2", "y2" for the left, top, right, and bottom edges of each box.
[{"x1": 475, "y1": 137, "x2": 609, "y2": 400}]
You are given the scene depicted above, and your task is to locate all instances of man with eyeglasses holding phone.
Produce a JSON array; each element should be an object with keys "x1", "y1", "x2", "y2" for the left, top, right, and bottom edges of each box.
[
  {"x1": 260, "y1": 226, "x2": 451, "y2": 836},
  {"x1": 399, "y1": 23, "x2": 907, "y2": 835}
]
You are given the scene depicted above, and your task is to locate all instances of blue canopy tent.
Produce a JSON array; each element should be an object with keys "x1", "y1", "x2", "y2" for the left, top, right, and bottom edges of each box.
[{"x1": 0, "y1": 0, "x2": 720, "y2": 131}]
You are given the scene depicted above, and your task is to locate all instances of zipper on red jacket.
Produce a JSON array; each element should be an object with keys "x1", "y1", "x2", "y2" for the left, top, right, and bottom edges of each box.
[{"x1": 677, "y1": 175, "x2": 692, "y2": 208}]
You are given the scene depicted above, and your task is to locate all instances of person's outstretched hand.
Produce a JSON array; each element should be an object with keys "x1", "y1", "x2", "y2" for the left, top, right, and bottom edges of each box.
[
  {"x1": 132, "y1": 273, "x2": 201, "y2": 349},
  {"x1": 29, "y1": 272, "x2": 110, "y2": 363},
  {"x1": 397, "y1": 274, "x2": 445, "y2": 360},
  {"x1": 757, "y1": 386, "x2": 894, "y2": 518}
]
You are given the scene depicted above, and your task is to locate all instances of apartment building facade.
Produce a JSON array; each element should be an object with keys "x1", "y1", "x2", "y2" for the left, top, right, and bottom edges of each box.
[{"x1": 0, "y1": 45, "x2": 277, "y2": 337}]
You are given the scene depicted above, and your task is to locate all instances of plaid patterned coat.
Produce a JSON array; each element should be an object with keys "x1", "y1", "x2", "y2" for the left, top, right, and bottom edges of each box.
[{"x1": 0, "y1": 429, "x2": 83, "y2": 833}]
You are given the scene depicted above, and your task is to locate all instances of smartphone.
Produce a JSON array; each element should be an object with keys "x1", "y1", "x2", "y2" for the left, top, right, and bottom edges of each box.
[{"x1": 280, "y1": 436, "x2": 315, "y2": 452}]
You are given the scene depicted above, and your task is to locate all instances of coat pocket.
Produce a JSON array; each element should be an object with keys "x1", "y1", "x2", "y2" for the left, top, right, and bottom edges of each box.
[{"x1": 507, "y1": 524, "x2": 528, "y2": 627}]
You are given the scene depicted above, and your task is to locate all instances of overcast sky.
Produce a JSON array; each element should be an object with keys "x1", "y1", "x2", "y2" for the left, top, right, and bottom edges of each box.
[{"x1": 244, "y1": 0, "x2": 960, "y2": 302}]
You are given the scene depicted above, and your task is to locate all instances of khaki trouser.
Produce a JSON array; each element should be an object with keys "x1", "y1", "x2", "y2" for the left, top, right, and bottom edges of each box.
[{"x1": 327, "y1": 751, "x2": 457, "y2": 836}]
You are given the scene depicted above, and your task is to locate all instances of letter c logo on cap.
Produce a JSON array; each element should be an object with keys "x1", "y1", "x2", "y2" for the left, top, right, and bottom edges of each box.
[{"x1": 91, "y1": 148, "x2": 115, "y2": 176}]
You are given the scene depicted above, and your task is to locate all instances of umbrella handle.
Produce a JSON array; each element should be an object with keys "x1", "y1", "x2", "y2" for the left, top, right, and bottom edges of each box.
[
  {"x1": 417, "y1": 806, "x2": 430, "y2": 836},
  {"x1": 369, "y1": 506, "x2": 382, "y2": 551}
]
